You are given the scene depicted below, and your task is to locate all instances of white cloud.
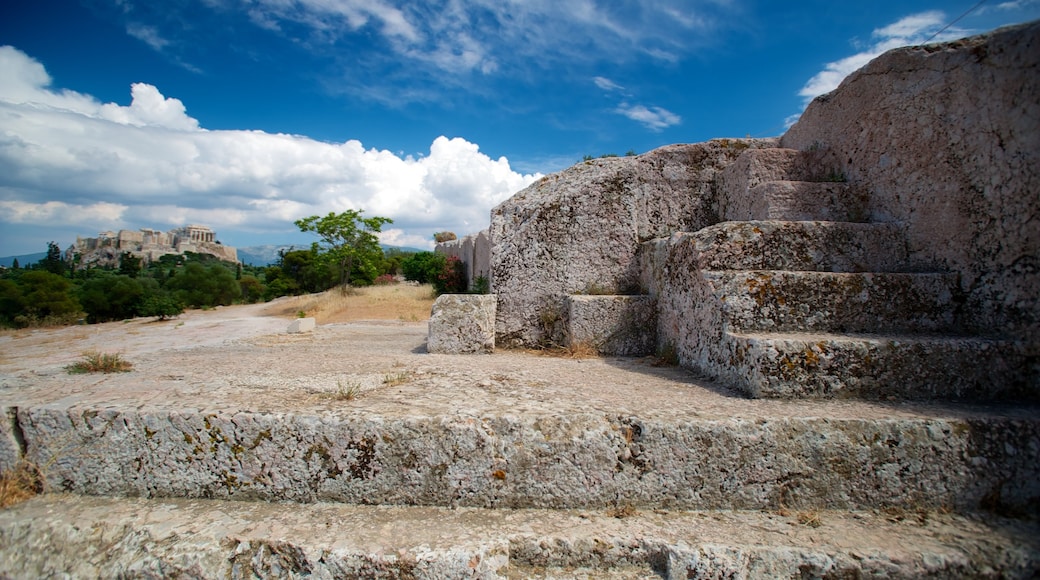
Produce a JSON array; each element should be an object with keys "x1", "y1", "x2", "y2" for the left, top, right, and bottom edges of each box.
[
  {"x1": 796, "y1": 11, "x2": 966, "y2": 104},
  {"x1": 593, "y1": 76, "x2": 624, "y2": 92},
  {"x1": 246, "y1": 0, "x2": 727, "y2": 78},
  {"x1": 616, "y1": 103, "x2": 682, "y2": 131},
  {"x1": 0, "y1": 46, "x2": 540, "y2": 254},
  {"x1": 126, "y1": 23, "x2": 170, "y2": 52}
]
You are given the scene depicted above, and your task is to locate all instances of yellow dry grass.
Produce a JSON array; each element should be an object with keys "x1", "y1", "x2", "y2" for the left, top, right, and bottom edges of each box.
[
  {"x1": 0, "y1": 462, "x2": 42, "y2": 509},
  {"x1": 263, "y1": 284, "x2": 438, "y2": 324}
]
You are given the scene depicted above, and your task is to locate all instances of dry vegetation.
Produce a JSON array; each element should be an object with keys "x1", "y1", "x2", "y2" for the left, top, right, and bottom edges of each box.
[
  {"x1": 65, "y1": 351, "x2": 134, "y2": 374},
  {"x1": 263, "y1": 283, "x2": 437, "y2": 324},
  {"x1": 0, "y1": 461, "x2": 42, "y2": 509}
]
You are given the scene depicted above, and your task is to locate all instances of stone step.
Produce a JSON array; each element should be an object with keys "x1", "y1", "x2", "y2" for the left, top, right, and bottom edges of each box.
[
  {"x1": 724, "y1": 331, "x2": 1040, "y2": 401},
  {"x1": 5, "y1": 394, "x2": 1039, "y2": 513},
  {"x1": 724, "y1": 180, "x2": 869, "y2": 222},
  {"x1": 3, "y1": 322, "x2": 1038, "y2": 514},
  {"x1": 706, "y1": 270, "x2": 959, "y2": 334},
  {"x1": 2, "y1": 495, "x2": 1038, "y2": 578},
  {"x1": 665, "y1": 220, "x2": 915, "y2": 273}
]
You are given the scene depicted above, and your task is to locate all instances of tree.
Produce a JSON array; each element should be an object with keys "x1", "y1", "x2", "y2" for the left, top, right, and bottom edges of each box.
[
  {"x1": 11, "y1": 258, "x2": 19, "y2": 270},
  {"x1": 19, "y1": 271, "x2": 80, "y2": 322},
  {"x1": 294, "y1": 210, "x2": 392, "y2": 286},
  {"x1": 78, "y1": 275, "x2": 145, "y2": 323},
  {"x1": 165, "y1": 262, "x2": 239, "y2": 308},
  {"x1": 119, "y1": 252, "x2": 142, "y2": 278},
  {"x1": 401, "y1": 252, "x2": 445, "y2": 285},
  {"x1": 37, "y1": 242, "x2": 66, "y2": 276}
]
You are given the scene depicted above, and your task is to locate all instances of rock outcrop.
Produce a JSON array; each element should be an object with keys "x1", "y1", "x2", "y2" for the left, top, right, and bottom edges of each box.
[
  {"x1": 490, "y1": 139, "x2": 777, "y2": 347},
  {"x1": 782, "y1": 20, "x2": 1040, "y2": 337},
  {"x1": 485, "y1": 21, "x2": 1039, "y2": 401}
]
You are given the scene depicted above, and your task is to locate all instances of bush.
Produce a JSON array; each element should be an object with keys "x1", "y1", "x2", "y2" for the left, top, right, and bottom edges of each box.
[
  {"x1": 65, "y1": 351, "x2": 133, "y2": 374},
  {"x1": 374, "y1": 274, "x2": 396, "y2": 285},
  {"x1": 434, "y1": 255, "x2": 467, "y2": 295}
]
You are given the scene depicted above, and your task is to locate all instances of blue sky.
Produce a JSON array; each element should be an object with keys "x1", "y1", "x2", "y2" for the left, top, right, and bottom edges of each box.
[{"x1": 1, "y1": 0, "x2": 1038, "y2": 257}]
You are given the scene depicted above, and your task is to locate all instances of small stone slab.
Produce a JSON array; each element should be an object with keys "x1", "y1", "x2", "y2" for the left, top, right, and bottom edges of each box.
[
  {"x1": 428, "y1": 294, "x2": 496, "y2": 354},
  {"x1": 287, "y1": 317, "x2": 316, "y2": 333}
]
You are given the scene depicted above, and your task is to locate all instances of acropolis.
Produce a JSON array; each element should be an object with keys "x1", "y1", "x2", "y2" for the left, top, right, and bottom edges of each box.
[{"x1": 67, "y1": 224, "x2": 238, "y2": 269}]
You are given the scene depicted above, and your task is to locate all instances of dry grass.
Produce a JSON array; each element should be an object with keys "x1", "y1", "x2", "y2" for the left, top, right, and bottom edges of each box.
[
  {"x1": 65, "y1": 351, "x2": 134, "y2": 374},
  {"x1": 264, "y1": 284, "x2": 437, "y2": 324},
  {"x1": 0, "y1": 461, "x2": 43, "y2": 509},
  {"x1": 524, "y1": 340, "x2": 600, "y2": 359}
]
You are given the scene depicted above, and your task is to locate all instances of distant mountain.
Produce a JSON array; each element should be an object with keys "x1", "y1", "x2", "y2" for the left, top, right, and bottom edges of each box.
[
  {"x1": 236, "y1": 245, "x2": 300, "y2": 266},
  {"x1": 237, "y1": 244, "x2": 426, "y2": 266},
  {"x1": 0, "y1": 252, "x2": 46, "y2": 268}
]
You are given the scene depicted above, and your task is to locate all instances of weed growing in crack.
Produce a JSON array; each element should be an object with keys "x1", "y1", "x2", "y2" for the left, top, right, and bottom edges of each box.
[{"x1": 65, "y1": 351, "x2": 133, "y2": 374}]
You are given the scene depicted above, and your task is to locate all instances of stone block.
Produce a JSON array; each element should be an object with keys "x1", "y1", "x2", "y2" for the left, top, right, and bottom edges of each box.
[
  {"x1": 566, "y1": 295, "x2": 656, "y2": 356},
  {"x1": 428, "y1": 294, "x2": 496, "y2": 354},
  {"x1": 287, "y1": 317, "x2": 315, "y2": 333}
]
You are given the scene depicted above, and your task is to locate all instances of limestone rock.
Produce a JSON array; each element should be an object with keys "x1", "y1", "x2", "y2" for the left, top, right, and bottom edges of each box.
[
  {"x1": 287, "y1": 317, "x2": 315, "y2": 333},
  {"x1": 428, "y1": 294, "x2": 496, "y2": 354},
  {"x1": 490, "y1": 139, "x2": 778, "y2": 347},
  {"x1": 565, "y1": 295, "x2": 656, "y2": 356},
  {"x1": 782, "y1": 21, "x2": 1040, "y2": 337}
]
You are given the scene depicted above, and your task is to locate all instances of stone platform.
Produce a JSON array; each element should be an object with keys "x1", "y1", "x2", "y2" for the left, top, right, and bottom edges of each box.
[{"x1": 1, "y1": 315, "x2": 1039, "y2": 577}]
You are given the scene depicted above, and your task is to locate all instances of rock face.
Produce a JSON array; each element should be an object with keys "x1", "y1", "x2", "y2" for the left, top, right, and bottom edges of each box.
[
  {"x1": 782, "y1": 21, "x2": 1040, "y2": 338},
  {"x1": 485, "y1": 22, "x2": 1039, "y2": 401},
  {"x1": 427, "y1": 294, "x2": 496, "y2": 353},
  {"x1": 490, "y1": 139, "x2": 778, "y2": 347},
  {"x1": 565, "y1": 295, "x2": 656, "y2": 356}
]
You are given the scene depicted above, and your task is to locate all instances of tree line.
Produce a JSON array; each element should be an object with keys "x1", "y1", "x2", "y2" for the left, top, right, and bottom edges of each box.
[{"x1": 0, "y1": 210, "x2": 473, "y2": 328}]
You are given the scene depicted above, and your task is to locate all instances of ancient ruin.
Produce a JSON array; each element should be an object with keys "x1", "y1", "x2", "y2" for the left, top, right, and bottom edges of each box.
[
  {"x1": 445, "y1": 20, "x2": 1040, "y2": 401},
  {"x1": 1, "y1": 22, "x2": 1038, "y2": 578},
  {"x1": 66, "y1": 224, "x2": 239, "y2": 268}
]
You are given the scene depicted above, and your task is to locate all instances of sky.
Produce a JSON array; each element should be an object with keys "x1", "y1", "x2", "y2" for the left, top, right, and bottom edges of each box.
[{"x1": 1, "y1": 1, "x2": 1038, "y2": 257}]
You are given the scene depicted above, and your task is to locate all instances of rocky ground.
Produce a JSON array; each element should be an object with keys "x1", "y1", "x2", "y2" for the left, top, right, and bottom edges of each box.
[{"x1": 1, "y1": 301, "x2": 1038, "y2": 578}]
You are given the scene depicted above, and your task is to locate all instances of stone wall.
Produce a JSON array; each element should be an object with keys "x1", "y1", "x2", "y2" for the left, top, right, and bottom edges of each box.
[
  {"x1": 435, "y1": 230, "x2": 491, "y2": 290},
  {"x1": 489, "y1": 139, "x2": 777, "y2": 347},
  {"x1": 781, "y1": 21, "x2": 1040, "y2": 337}
]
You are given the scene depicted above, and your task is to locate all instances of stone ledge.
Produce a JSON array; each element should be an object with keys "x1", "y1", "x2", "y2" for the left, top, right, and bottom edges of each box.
[
  {"x1": 11, "y1": 404, "x2": 1039, "y2": 512},
  {"x1": 2, "y1": 495, "x2": 1037, "y2": 579}
]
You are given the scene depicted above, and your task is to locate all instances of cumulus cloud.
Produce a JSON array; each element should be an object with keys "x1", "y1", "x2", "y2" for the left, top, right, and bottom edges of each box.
[
  {"x1": 797, "y1": 11, "x2": 964, "y2": 103},
  {"x1": 0, "y1": 46, "x2": 539, "y2": 253},
  {"x1": 616, "y1": 103, "x2": 682, "y2": 132}
]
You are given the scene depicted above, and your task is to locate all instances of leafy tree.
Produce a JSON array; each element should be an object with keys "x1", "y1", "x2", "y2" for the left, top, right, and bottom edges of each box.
[
  {"x1": 238, "y1": 275, "x2": 265, "y2": 303},
  {"x1": 294, "y1": 210, "x2": 392, "y2": 287},
  {"x1": 119, "y1": 252, "x2": 142, "y2": 278},
  {"x1": 139, "y1": 293, "x2": 184, "y2": 320},
  {"x1": 78, "y1": 275, "x2": 145, "y2": 323},
  {"x1": 0, "y1": 279, "x2": 25, "y2": 326},
  {"x1": 19, "y1": 271, "x2": 80, "y2": 321},
  {"x1": 165, "y1": 262, "x2": 239, "y2": 308},
  {"x1": 401, "y1": 252, "x2": 445, "y2": 285},
  {"x1": 37, "y1": 242, "x2": 66, "y2": 276}
]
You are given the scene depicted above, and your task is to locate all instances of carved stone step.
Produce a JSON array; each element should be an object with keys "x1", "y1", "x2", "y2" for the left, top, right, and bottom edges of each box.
[
  {"x1": 706, "y1": 270, "x2": 959, "y2": 333},
  {"x1": 662, "y1": 220, "x2": 915, "y2": 273},
  {"x1": 724, "y1": 180, "x2": 869, "y2": 222},
  {"x1": 7, "y1": 392, "x2": 1039, "y2": 512},
  {"x1": 2, "y1": 495, "x2": 1038, "y2": 578},
  {"x1": 724, "y1": 331, "x2": 1039, "y2": 400}
]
